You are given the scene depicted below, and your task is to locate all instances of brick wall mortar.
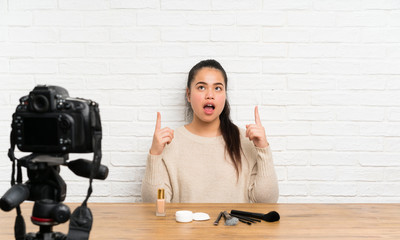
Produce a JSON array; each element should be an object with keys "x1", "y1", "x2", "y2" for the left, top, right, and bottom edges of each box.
[{"x1": 1, "y1": 0, "x2": 399, "y2": 203}]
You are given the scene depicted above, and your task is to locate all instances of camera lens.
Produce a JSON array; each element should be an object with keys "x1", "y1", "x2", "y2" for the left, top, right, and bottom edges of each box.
[{"x1": 32, "y1": 95, "x2": 49, "y2": 112}]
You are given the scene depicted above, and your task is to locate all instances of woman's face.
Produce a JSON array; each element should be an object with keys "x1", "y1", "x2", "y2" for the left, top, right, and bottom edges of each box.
[{"x1": 187, "y1": 67, "x2": 226, "y2": 124}]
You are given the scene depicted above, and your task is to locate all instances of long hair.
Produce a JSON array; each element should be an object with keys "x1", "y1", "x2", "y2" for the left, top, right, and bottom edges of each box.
[{"x1": 185, "y1": 59, "x2": 242, "y2": 178}]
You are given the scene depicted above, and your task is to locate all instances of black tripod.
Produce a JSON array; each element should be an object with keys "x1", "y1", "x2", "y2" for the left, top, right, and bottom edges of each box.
[
  {"x1": 0, "y1": 154, "x2": 107, "y2": 240},
  {"x1": 0, "y1": 154, "x2": 70, "y2": 240}
]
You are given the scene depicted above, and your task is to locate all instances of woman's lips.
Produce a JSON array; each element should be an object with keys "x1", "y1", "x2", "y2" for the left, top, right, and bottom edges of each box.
[
  {"x1": 204, "y1": 106, "x2": 214, "y2": 115},
  {"x1": 203, "y1": 104, "x2": 215, "y2": 115}
]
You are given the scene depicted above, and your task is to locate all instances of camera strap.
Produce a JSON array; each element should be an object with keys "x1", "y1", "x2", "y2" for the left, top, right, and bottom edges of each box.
[{"x1": 67, "y1": 101, "x2": 102, "y2": 240}]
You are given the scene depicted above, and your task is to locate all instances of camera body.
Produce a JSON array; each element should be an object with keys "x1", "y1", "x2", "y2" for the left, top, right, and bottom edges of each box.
[{"x1": 13, "y1": 85, "x2": 97, "y2": 153}]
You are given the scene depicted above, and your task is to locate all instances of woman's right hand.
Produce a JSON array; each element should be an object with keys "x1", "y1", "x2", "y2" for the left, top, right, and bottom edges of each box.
[{"x1": 149, "y1": 112, "x2": 174, "y2": 155}]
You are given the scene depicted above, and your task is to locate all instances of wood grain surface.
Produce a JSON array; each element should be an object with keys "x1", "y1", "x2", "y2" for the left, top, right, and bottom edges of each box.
[{"x1": 1, "y1": 203, "x2": 399, "y2": 239}]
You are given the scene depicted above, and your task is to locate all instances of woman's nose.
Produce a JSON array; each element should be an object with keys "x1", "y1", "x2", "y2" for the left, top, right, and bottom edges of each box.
[{"x1": 205, "y1": 89, "x2": 215, "y2": 99}]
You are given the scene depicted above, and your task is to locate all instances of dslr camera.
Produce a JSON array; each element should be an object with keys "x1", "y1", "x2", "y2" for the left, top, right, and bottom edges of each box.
[
  {"x1": 14, "y1": 85, "x2": 98, "y2": 153},
  {"x1": 0, "y1": 85, "x2": 107, "y2": 240}
]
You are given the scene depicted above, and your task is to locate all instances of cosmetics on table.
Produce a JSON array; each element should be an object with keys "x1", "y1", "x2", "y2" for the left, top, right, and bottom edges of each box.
[
  {"x1": 214, "y1": 212, "x2": 223, "y2": 225},
  {"x1": 222, "y1": 211, "x2": 238, "y2": 226},
  {"x1": 156, "y1": 188, "x2": 166, "y2": 216},
  {"x1": 175, "y1": 211, "x2": 210, "y2": 222},
  {"x1": 230, "y1": 210, "x2": 280, "y2": 222}
]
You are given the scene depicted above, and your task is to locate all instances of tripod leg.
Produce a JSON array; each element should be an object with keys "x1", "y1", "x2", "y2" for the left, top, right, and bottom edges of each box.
[{"x1": 14, "y1": 207, "x2": 26, "y2": 240}]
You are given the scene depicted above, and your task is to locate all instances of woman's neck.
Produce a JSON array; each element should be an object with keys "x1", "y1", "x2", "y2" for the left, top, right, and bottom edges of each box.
[{"x1": 185, "y1": 117, "x2": 221, "y2": 137}]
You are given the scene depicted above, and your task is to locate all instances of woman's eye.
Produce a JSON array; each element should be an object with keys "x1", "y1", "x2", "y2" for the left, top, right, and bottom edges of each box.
[
  {"x1": 198, "y1": 86, "x2": 205, "y2": 90},
  {"x1": 216, "y1": 86, "x2": 222, "y2": 91}
]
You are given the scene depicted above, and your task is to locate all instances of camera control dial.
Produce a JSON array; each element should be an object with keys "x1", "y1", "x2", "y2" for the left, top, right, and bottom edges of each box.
[{"x1": 58, "y1": 115, "x2": 71, "y2": 131}]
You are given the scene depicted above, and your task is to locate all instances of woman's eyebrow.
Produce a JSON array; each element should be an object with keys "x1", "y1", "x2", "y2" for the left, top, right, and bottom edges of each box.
[{"x1": 195, "y1": 82, "x2": 225, "y2": 86}]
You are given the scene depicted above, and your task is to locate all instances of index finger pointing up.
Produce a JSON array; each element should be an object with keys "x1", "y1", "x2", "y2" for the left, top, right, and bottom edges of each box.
[
  {"x1": 255, "y1": 106, "x2": 262, "y2": 126},
  {"x1": 155, "y1": 112, "x2": 161, "y2": 130}
]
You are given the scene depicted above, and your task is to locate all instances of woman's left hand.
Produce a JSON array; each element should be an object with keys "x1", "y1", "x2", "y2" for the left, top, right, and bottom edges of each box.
[{"x1": 246, "y1": 106, "x2": 269, "y2": 148}]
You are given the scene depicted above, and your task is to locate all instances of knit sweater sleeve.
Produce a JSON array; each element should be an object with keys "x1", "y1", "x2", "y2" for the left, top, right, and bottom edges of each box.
[
  {"x1": 141, "y1": 153, "x2": 172, "y2": 203},
  {"x1": 247, "y1": 146, "x2": 279, "y2": 203}
]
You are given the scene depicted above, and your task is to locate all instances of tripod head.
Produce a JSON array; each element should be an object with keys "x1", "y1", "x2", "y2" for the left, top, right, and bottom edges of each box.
[
  {"x1": 1, "y1": 154, "x2": 108, "y2": 212},
  {"x1": 0, "y1": 154, "x2": 68, "y2": 213}
]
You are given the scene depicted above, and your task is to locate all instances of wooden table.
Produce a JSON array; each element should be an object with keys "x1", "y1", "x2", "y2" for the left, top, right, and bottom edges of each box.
[{"x1": 1, "y1": 203, "x2": 400, "y2": 239}]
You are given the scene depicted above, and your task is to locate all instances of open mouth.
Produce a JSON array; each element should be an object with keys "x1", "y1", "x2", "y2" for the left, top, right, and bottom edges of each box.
[
  {"x1": 203, "y1": 103, "x2": 215, "y2": 110},
  {"x1": 203, "y1": 103, "x2": 215, "y2": 114}
]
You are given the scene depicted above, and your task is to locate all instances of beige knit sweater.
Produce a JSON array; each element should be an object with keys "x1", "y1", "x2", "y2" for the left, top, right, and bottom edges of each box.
[{"x1": 141, "y1": 126, "x2": 279, "y2": 203}]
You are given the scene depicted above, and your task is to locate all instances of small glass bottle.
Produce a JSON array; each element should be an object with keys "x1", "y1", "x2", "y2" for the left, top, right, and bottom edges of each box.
[{"x1": 156, "y1": 188, "x2": 166, "y2": 216}]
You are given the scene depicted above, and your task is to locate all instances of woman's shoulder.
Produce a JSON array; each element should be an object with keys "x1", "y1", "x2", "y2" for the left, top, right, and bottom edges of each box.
[
  {"x1": 171, "y1": 125, "x2": 193, "y2": 143},
  {"x1": 174, "y1": 125, "x2": 187, "y2": 136}
]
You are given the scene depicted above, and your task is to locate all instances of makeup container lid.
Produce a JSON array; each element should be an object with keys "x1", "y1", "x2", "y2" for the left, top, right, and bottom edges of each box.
[
  {"x1": 175, "y1": 211, "x2": 193, "y2": 223},
  {"x1": 157, "y1": 188, "x2": 165, "y2": 199},
  {"x1": 193, "y1": 212, "x2": 210, "y2": 221}
]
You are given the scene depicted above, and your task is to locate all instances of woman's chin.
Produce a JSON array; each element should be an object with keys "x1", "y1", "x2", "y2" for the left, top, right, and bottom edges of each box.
[{"x1": 194, "y1": 115, "x2": 219, "y2": 124}]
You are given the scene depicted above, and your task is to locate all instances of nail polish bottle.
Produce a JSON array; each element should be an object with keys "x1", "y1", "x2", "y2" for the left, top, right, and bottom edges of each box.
[{"x1": 156, "y1": 188, "x2": 166, "y2": 216}]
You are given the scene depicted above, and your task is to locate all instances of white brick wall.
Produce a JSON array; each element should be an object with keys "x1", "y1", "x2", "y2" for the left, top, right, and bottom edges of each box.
[{"x1": 1, "y1": 0, "x2": 400, "y2": 203}]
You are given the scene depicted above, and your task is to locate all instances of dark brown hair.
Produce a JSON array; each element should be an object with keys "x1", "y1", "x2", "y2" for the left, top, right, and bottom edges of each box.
[{"x1": 186, "y1": 59, "x2": 242, "y2": 178}]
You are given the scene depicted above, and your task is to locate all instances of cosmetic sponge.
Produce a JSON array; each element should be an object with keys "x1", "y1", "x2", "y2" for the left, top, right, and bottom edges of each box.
[
  {"x1": 193, "y1": 212, "x2": 210, "y2": 221},
  {"x1": 175, "y1": 211, "x2": 210, "y2": 223}
]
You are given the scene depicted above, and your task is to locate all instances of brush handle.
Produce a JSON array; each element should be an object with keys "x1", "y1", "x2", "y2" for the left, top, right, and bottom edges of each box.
[
  {"x1": 214, "y1": 212, "x2": 223, "y2": 226},
  {"x1": 231, "y1": 210, "x2": 264, "y2": 219},
  {"x1": 222, "y1": 211, "x2": 232, "y2": 220},
  {"x1": 230, "y1": 213, "x2": 260, "y2": 223},
  {"x1": 238, "y1": 219, "x2": 252, "y2": 225}
]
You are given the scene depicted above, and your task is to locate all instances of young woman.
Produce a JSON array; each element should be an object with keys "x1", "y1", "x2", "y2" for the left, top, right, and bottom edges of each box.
[{"x1": 141, "y1": 59, "x2": 279, "y2": 203}]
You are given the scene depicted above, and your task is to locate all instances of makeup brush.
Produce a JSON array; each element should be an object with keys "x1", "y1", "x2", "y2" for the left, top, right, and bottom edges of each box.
[
  {"x1": 230, "y1": 213, "x2": 260, "y2": 223},
  {"x1": 222, "y1": 211, "x2": 238, "y2": 226},
  {"x1": 214, "y1": 212, "x2": 223, "y2": 226},
  {"x1": 230, "y1": 210, "x2": 280, "y2": 222},
  {"x1": 238, "y1": 219, "x2": 252, "y2": 225}
]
